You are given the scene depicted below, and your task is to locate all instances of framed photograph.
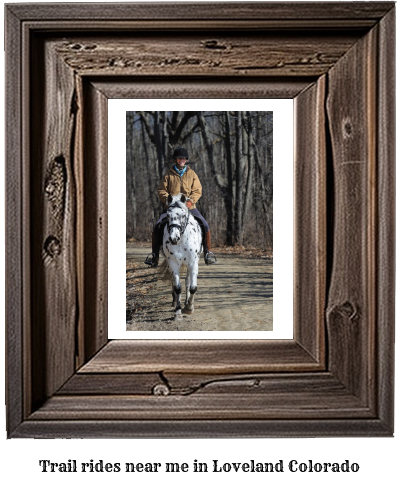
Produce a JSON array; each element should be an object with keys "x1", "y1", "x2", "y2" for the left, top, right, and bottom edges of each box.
[
  {"x1": 108, "y1": 99, "x2": 294, "y2": 339},
  {"x1": 5, "y1": 2, "x2": 395, "y2": 437}
]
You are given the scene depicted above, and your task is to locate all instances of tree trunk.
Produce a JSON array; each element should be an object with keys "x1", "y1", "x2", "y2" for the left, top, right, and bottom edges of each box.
[
  {"x1": 197, "y1": 111, "x2": 235, "y2": 244},
  {"x1": 234, "y1": 111, "x2": 244, "y2": 244},
  {"x1": 242, "y1": 112, "x2": 254, "y2": 236},
  {"x1": 154, "y1": 111, "x2": 166, "y2": 178},
  {"x1": 126, "y1": 112, "x2": 136, "y2": 238},
  {"x1": 224, "y1": 111, "x2": 234, "y2": 245}
]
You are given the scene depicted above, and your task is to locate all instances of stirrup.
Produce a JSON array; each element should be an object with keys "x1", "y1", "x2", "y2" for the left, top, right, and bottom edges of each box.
[
  {"x1": 205, "y1": 251, "x2": 217, "y2": 265},
  {"x1": 144, "y1": 253, "x2": 158, "y2": 268}
]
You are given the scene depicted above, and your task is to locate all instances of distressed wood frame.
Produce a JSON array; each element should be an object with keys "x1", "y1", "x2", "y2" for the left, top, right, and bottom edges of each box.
[{"x1": 5, "y1": 2, "x2": 395, "y2": 438}]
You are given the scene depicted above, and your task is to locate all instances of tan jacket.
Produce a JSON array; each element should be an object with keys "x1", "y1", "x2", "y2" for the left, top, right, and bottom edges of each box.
[{"x1": 158, "y1": 166, "x2": 202, "y2": 209}]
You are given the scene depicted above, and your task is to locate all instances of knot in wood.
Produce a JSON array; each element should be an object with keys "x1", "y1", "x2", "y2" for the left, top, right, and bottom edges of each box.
[
  {"x1": 342, "y1": 118, "x2": 354, "y2": 138},
  {"x1": 152, "y1": 383, "x2": 170, "y2": 396},
  {"x1": 201, "y1": 39, "x2": 227, "y2": 50},
  {"x1": 45, "y1": 181, "x2": 56, "y2": 196},
  {"x1": 45, "y1": 156, "x2": 66, "y2": 209},
  {"x1": 328, "y1": 301, "x2": 358, "y2": 323},
  {"x1": 44, "y1": 236, "x2": 61, "y2": 257},
  {"x1": 83, "y1": 44, "x2": 97, "y2": 51}
]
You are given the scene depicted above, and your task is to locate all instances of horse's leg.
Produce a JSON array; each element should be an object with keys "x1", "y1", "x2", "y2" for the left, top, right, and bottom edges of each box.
[
  {"x1": 170, "y1": 262, "x2": 183, "y2": 320},
  {"x1": 183, "y1": 261, "x2": 198, "y2": 314},
  {"x1": 171, "y1": 284, "x2": 177, "y2": 308},
  {"x1": 185, "y1": 267, "x2": 191, "y2": 307}
]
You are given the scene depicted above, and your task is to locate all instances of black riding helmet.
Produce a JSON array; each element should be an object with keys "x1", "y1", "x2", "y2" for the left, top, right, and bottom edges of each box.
[{"x1": 173, "y1": 147, "x2": 189, "y2": 160}]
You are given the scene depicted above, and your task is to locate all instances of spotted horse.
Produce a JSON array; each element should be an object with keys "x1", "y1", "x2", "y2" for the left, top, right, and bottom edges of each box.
[{"x1": 160, "y1": 193, "x2": 203, "y2": 320}]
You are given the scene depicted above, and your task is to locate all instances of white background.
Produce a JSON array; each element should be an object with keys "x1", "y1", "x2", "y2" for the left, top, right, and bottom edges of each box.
[
  {"x1": 109, "y1": 99, "x2": 293, "y2": 339},
  {"x1": 1, "y1": 1, "x2": 397, "y2": 486}
]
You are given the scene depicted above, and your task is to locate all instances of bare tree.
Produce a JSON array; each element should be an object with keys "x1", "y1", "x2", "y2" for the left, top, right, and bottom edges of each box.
[
  {"x1": 242, "y1": 111, "x2": 255, "y2": 236},
  {"x1": 126, "y1": 112, "x2": 136, "y2": 238},
  {"x1": 126, "y1": 110, "x2": 274, "y2": 252}
]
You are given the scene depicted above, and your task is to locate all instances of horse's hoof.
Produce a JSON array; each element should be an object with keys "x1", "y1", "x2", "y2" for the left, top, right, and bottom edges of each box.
[
  {"x1": 174, "y1": 309, "x2": 183, "y2": 321},
  {"x1": 183, "y1": 307, "x2": 193, "y2": 315}
]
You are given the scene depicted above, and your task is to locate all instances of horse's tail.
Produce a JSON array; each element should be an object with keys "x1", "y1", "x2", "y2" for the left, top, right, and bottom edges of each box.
[{"x1": 158, "y1": 259, "x2": 187, "y2": 282}]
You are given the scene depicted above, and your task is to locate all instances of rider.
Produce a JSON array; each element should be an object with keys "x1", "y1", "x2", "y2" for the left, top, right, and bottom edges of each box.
[{"x1": 144, "y1": 146, "x2": 217, "y2": 267}]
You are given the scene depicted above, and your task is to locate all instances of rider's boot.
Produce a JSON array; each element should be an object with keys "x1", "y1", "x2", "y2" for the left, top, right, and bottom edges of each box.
[
  {"x1": 203, "y1": 230, "x2": 217, "y2": 265},
  {"x1": 144, "y1": 226, "x2": 162, "y2": 267}
]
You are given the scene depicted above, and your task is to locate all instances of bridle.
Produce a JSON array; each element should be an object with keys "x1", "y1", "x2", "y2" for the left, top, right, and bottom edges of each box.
[{"x1": 166, "y1": 203, "x2": 189, "y2": 237}]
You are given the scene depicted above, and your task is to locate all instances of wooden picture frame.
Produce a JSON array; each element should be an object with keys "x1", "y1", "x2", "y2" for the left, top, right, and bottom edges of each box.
[{"x1": 5, "y1": 2, "x2": 395, "y2": 438}]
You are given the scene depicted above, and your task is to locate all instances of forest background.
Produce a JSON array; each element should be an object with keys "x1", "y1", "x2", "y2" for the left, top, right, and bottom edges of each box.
[{"x1": 126, "y1": 111, "x2": 273, "y2": 250}]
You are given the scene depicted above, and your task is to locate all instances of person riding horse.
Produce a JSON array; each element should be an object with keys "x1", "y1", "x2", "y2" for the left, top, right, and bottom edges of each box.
[{"x1": 145, "y1": 147, "x2": 217, "y2": 267}]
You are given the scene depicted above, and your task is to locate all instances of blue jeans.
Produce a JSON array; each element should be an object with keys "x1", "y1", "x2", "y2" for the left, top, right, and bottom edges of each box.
[{"x1": 156, "y1": 208, "x2": 209, "y2": 232}]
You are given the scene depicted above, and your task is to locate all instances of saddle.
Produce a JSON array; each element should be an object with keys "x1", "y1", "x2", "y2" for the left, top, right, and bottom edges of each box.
[
  {"x1": 192, "y1": 215, "x2": 205, "y2": 237},
  {"x1": 146, "y1": 215, "x2": 216, "y2": 266}
]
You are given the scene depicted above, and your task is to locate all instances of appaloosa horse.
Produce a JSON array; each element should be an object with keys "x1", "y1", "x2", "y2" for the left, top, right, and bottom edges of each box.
[{"x1": 161, "y1": 193, "x2": 202, "y2": 320}]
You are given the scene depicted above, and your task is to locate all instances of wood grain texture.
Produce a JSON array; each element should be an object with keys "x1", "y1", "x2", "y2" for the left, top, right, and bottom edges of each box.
[
  {"x1": 59, "y1": 371, "x2": 361, "y2": 398},
  {"x1": 91, "y1": 78, "x2": 312, "y2": 100},
  {"x1": 13, "y1": 418, "x2": 390, "y2": 439},
  {"x1": 7, "y1": 2, "x2": 394, "y2": 23},
  {"x1": 326, "y1": 26, "x2": 377, "y2": 405},
  {"x1": 34, "y1": 371, "x2": 375, "y2": 422},
  {"x1": 294, "y1": 76, "x2": 326, "y2": 363},
  {"x1": 58, "y1": 372, "x2": 162, "y2": 396},
  {"x1": 79, "y1": 340, "x2": 321, "y2": 374},
  {"x1": 30, "y1": 37, "x2": 78, "y2": 408},
  {"x1": 81, "y1": 81, "x2": 109, "y2": 362},
  {"x1": 29, "y1": 392, "x2": 371, "y2": 421},
  {"x1": 376, "y1": 7, "x2": 395, "y2": 432},
  {"x1": 53, "y1": 34, "x2": 360, "y2": 78},
  {"x1": 5, "y1": 5, "x2": 24, "y2": 436},
  {"x1": 5, "y1": 2, "x2": 395, "y2": 438}
]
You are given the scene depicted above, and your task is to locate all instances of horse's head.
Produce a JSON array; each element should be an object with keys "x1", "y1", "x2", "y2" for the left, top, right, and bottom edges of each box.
[{"x1": 166, "y1": 194, "x2": 189, "y2": 245}]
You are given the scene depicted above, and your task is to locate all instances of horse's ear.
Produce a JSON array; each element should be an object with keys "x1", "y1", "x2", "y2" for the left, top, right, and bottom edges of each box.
[
  {"x1": 180, "y1": 194, "x2": 186, "y2": 203},
  {"x1": 167, "y1": 194, "x2": 173, "y2": 204}
]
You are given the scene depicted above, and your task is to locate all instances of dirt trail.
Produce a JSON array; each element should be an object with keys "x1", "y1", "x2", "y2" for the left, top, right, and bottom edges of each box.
[{"x1": 126, "y1": 243, "x2": 273, "y2": 331}]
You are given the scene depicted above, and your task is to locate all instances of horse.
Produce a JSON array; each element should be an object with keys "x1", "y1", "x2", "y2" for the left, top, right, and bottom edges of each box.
[{"x1": 161, "y1": 193, "x2": 202, "y2": 320}]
